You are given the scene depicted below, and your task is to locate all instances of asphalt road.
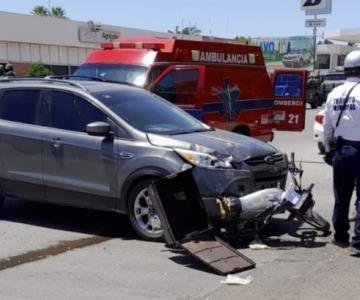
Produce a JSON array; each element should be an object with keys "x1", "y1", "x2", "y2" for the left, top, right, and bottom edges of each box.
[{"x1": 0, "y1": 106, "x2": 359, "y2": 300}]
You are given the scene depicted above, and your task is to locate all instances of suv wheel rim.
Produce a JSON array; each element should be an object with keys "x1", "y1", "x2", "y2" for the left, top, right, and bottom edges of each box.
[{"x1": 134, "y1": 188, "x2": 162, "y2": 236}]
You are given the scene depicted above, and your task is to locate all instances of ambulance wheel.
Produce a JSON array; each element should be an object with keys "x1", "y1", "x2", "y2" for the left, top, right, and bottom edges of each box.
[
  {"x1": 128, "y1": 179, "x2": 163, "y2": 241},
  {"x1": 234, "y1": 126, "x2": 250, "y2": 136}
]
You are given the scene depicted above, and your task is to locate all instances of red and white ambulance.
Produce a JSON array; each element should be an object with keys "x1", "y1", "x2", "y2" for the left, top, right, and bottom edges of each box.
[{"x1": 73, "y1": 37, "x2": 307, "y2": 141}]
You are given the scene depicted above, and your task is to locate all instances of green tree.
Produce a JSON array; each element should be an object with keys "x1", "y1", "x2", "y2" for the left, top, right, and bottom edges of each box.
[
  {"x1": 30, "y1": 5, "x2": 49, "y2": 16},
  {"x1": 168, "y1": 25, "x2": 181, "y2": 34},
  {"x1": 30, "y1": 5, "x2": 67, "y2": 18},
  {"x1": 26, "y1": 63, "x2": 50, "y2": 77},
  {"x1": 234, "y1": 36, "x2": 249, "y2": 45},
  {"x1": 51, "y1": 6, "x2": 67, "y2": 19},
  {"x1": 168, "y1": 25, "x2": 202, "y2": 36},
  {"x1": 182, "y1": 26, "x2": 202, "y2": 36}
]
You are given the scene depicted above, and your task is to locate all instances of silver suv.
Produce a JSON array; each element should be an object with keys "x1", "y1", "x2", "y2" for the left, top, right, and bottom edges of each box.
[{"x1": 0, "y1": 78, "x2": 287, "y2": 241}]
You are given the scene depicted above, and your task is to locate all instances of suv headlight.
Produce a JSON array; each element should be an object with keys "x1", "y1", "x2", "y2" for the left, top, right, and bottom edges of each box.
[{"x1": 175, "y1": 148, "x2": 233, "y2": 169}]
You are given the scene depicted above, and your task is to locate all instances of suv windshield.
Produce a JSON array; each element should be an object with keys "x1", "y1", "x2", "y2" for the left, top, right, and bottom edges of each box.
[
  {"x1": 93, "y1": 89, "x2": 208, "y2": 135},
  {"x1": 73, "y1": 63, "x2": 148, "y2": 86}
]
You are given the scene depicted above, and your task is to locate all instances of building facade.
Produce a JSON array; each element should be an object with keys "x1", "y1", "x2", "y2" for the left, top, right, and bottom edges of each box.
[{"x1": 0, "y1": 11, "x2": 173, "y2": 75}]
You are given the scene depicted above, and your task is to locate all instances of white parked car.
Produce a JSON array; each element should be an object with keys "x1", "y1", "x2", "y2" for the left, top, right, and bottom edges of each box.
[{"x1": 314, "y1": 109, "x2": 325, "y2": 154}]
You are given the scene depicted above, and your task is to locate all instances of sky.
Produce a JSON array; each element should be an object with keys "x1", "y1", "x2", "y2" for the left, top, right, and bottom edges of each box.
[{"x1": 1, "y1": 0, "x2": 359, "y2": 38}]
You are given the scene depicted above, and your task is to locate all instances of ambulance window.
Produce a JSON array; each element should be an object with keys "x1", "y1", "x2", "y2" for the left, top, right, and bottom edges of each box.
[
  {"x1": 337, "y1": 55, "x2": 346, "y2": 67},
  {"x1": 145, "y1": 65, "x2": 168, "y2": 87},
  {"x1": 315, "y1": 54, "x2": 330, "y2": 69},
  {"x1": 274, "y1": 73, "x2": 302, "y2": 97},
  {"x1": 152, "y1": 69, "x2": 199, "y2": 104}
]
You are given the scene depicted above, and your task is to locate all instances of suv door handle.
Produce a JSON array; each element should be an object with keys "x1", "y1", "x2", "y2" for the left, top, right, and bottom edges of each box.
[{"x1": 52, "y1": 137, "x2": 62, "y2": 148}]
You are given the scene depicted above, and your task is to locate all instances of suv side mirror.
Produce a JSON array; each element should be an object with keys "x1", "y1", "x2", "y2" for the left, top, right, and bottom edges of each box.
[{"x1": 86, "y1": 121, "x2": 111, "y2": 136}]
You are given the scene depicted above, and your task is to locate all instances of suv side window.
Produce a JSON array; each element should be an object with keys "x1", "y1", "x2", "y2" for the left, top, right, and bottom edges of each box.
[
  {"x1": 152, "y1": 69, "x2": 199, "y2": 104},
  {"x1": 47, "y1": 91, "x2": 107, "y2": 132},
  {"x1": 0, "y1": 89, "x2": 41, "y2": 125}
]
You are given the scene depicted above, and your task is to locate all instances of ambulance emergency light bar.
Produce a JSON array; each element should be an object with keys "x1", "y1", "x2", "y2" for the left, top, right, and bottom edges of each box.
[{"x1": 101, "y1": 41, "x2": 165, "y2": 50}]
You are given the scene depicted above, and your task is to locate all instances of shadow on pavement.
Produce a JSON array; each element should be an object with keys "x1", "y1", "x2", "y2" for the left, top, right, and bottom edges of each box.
[
  {"x1": 230, "y1": 217, "x2": 329, "y2": 250},
  {"x1": 261, "y1": 217, "x2": 329, "y2": 249},
  {"x1": 168, "y1": 252, "x2": 218, "y2": 275},
  {"x1": 0, "y1": 197, "x2": 136, "y2": 240}
]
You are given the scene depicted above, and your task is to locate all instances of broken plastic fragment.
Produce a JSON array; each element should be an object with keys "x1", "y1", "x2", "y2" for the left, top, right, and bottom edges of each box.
[{"x1": 220, "y1": 274, "x2": 254, "y2": 285}]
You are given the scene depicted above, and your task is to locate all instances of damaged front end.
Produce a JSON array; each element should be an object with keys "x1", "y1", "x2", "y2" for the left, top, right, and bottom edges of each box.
[
  {"x1": 146, "y1": 133, "x2": 290, "y2": 274},
  {"x1": 148, "y1": 152, "x2": 330, "y2": 274},
  {"x1": 148, "y1": 168, "x2": 256, "y2": 275}
]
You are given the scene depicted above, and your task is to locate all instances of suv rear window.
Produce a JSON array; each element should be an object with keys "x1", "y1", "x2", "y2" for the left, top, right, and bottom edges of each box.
[{"x1": 0, "y1": 89, "x2": 41, "y2": 125}]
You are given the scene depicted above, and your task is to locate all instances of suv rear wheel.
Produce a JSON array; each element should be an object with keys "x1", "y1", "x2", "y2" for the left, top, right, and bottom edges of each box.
[{"x1": 128, "y1": 179, "x2": 163, "y2": 241}]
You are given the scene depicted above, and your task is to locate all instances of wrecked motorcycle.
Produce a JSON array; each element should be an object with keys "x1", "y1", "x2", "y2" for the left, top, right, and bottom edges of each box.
[
  {"x1": 149, "y1": 153, "x2": 330, "y2": 275},
  {"x1": 210, "y1": 153, "x2": 330, "y2": 237},
  {"x1": 150, "y1": 152, "x2": 330, "y2": 244}
]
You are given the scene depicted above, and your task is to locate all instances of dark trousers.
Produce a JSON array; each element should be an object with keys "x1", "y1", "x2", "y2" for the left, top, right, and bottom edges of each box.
[{"x1": 332, "y1": 142, "x2": 360, "y2": 249}]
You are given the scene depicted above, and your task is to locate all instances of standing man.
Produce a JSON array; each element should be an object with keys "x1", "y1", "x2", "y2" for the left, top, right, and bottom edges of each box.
[{"x1": 323, "y1": 50, "x2": 360, "y2": 256}]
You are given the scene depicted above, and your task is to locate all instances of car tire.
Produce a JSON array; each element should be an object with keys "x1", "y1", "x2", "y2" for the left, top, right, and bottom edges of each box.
[
  {"x1": 0, "y1": 197, "x2": 4, "y2": 216},
  {"x1": 310, "y1": 101, "x2": 318, "y2": 109},
  {"x1": 128, "y1": 179, "x2": 163, "y2": 241},
  {"x1": 311, "y1": 94, "x2": 322, "y2": 109},
  {"x1": 314, "y1": 94, "x2": 322, "y2": 107},
  {"x1": 318, "y1": 142, "x2": 325, "y2": 155}
]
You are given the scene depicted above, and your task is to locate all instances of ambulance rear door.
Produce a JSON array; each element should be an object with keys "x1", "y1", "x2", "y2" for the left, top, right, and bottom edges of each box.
[{"x1": 272, "y1": 69, "x2": 308, "y2": 131}]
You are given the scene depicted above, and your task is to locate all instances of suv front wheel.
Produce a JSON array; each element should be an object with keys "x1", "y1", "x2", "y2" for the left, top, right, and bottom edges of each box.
[{"x1": 128, "y1": 179, "x2": 163, "y2": 241}]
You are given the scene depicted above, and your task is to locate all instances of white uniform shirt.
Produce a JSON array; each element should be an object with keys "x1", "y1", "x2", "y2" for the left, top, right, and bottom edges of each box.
[{"x1": 323, "y1": 77, "x2": 360, "y2": 152}]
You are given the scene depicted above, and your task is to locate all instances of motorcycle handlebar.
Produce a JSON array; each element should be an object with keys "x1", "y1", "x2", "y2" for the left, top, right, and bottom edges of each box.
[{"x1": 308, "y1": 183, "x2": 314, "y2": 192}]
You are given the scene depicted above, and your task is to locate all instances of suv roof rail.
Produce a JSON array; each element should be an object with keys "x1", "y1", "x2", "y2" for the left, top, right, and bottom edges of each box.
[{"x1": 0, "y1": 76, "x2": 89, "y2": 92}]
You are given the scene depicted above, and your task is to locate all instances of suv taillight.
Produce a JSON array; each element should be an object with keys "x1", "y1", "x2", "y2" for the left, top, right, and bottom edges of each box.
[{"x1": 315, "y1": 114, "x2": 324, "y2": 124}]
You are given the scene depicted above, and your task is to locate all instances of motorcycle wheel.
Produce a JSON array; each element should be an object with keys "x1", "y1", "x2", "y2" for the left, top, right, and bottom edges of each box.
[{"x1": 296, "y1": 210, "x2": 330, "y2": 233}]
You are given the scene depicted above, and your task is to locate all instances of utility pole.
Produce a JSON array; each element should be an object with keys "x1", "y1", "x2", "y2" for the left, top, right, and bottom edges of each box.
[
  {"x1": 313, "y1": 14, "x2": 317, "y2": 71},
  {"x1": 301, "y1": 0, "x2": 332, "y2": 71}
]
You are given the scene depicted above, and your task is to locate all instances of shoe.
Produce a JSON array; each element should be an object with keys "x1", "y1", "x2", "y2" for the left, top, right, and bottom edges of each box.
[
  {"x1": 349, "y1": 246, "x2": 360, "y2": 256},
  {"x1": 331, "y1": 239, "x2": 350, "y2": 248},
  {"x1": 349, "y1": 211, "x2": 357, "y2": 222}
]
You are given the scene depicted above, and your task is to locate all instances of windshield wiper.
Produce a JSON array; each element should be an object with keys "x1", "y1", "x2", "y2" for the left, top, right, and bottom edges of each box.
[{"x1": 170, "y1": 128, "x2": 212, "y2": 135}]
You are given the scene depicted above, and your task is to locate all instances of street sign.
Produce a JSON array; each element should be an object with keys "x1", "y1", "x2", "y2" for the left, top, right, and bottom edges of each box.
[
  {"x1": 305, "y1": 18, "x2": 327, "y2": 28},
  {"x1": 300, "y1": 0, "x2": 332, "y2": 15}
]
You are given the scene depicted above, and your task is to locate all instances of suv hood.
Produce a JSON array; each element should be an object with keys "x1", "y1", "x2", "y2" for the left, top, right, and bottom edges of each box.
[{"x1": 148, "y1": 129, "x2": 277, "y2": 162}]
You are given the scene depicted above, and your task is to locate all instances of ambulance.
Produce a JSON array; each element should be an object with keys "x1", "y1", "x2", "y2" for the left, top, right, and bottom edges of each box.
[{"x1": 73, "y1": 37, "x2": 307, "y2": 142}]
